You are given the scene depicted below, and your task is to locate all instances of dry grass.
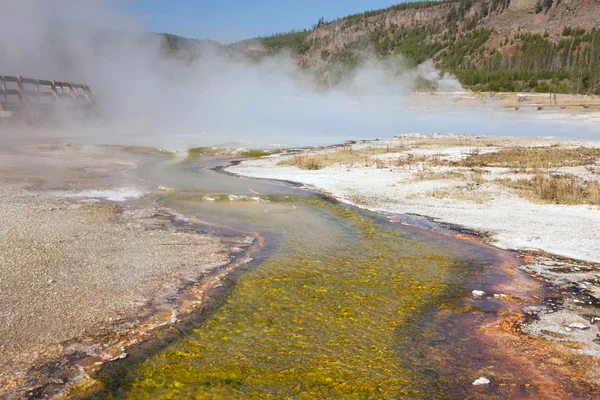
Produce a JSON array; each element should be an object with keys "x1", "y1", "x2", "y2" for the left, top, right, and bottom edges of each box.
[
  {"x1": 240, "y1": 149, "x2": 281, "y2": 157},
  {"x1": 414, "y1": 170, "x2": 468, "y2": 181},
  {"x1": 411, "y1": 138, "x2": 498, "y2": 148},
  {"x1": 277, "y1": 144, "x2": 600, "y2": 172},
  {"x1": 277, "y1": 146, "x2": 405, "y2": 170},
  {"x1": 187, "y1": 147, "x2": 280, "y2": 161},
  {"x1": 278, "y1": 155, "x2": 325, "y2": 170},
  {"x1": 277, "y1": 141, "x2": 600, "y2": 206},
  {"x1": 393, "y1": 153, "x2": 432, "y2": 166},
  {"x1": 500, "y1": 174, "x2": 600, "y2": 205},
  {"x1": 407, "y1": 185, "x2": 492, "y2": 204},
  {"x1": 413, "y1": 169, "x2": 485, "y2": 184},
  {"x1": 457, "y1": 147, "x2": 600, "y2": 169}
]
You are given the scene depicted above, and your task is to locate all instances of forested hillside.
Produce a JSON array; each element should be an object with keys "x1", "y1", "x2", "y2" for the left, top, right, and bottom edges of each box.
[{"x1": 233, "y1": 0, "x2": 600, "y2": 94}]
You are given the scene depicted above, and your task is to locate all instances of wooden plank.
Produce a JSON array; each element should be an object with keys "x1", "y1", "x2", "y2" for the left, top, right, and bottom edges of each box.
[
  {"x1": 21, "y1": 77, "x2": 37, "y2": 85},
  {"x1": 23, "y1": 91, "x2": 54, "y2": 98},
  {"x1": 35, "y1": 91, "x2": 55, "y2": 97}
]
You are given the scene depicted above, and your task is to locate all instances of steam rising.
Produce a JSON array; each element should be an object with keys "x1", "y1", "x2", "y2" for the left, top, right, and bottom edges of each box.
[{"x1": 1, "y1": 0, "x2": 597, "y2": 148}]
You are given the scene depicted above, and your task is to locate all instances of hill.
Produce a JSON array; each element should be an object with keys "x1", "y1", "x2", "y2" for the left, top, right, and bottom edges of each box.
[{"x1": 233, "y1": 0, "x2": 600, "y2": 94}]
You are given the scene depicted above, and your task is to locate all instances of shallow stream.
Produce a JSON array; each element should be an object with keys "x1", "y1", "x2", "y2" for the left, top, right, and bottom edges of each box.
[{"x1": 84, "y1": 155, "x2": 544, "y2": 399}]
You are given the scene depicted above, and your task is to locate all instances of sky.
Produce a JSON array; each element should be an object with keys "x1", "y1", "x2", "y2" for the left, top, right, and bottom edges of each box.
[{"x1": 126, "y1": 0, "x2": 414, "y2": 43}]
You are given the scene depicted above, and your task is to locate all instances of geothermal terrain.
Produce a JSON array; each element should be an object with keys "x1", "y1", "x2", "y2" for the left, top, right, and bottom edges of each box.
[
  {"x1": 228, "y1": 132, "x2": 600, "y2": 371},
  {"x1": 0, "y1": 143, "x2": 252, "y2": 397},
  {"x1": 3, "y1": 0, "x2": 600, "y2": 397},
  {"x1": 2, "y1": 128, "x2": 600, "y2": 398}
]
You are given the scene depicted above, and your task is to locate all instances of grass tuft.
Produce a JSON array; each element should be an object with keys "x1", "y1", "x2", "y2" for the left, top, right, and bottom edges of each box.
[
  {"x1": 408, "y1": 185, "x2": 492, "y2": 204},
  {"x1": 500, "y1": 174, "x2": 600, "y2": 205},
  {"x1": 239, "y1": 149, "x2": 281, "y2": 158}
]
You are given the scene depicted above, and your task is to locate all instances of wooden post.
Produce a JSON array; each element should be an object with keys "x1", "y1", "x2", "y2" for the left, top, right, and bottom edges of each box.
[
  {"x1": 50, "y1": 80, "x2": 59, "y2": 103},
  {"x1": 16, "y1": 75, "x2": 25, "y2": 105},
  {"x1": 67, "y1": 81, "x2": 77, "y2": 101},
  {"x1": 82, "y1": 84, "x2": 94, "y2": 105},
  {"x1": 0, "y1": 76, "x2": 6, "y2": 105}
]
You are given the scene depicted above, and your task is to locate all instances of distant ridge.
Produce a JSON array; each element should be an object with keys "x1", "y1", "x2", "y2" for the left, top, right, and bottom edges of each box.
[{"x1": 232, "y1": 0, "x2": 600, "y2": 93}]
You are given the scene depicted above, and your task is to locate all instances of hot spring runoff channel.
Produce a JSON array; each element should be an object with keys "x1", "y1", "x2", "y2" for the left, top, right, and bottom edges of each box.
[{"x1": 84, "y1": 155, "x2": 540, "y2": 399}]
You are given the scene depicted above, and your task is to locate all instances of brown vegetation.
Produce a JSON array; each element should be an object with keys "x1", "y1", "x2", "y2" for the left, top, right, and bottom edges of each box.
[
  {"x1": 407, "y1": 185, "x2": 493, "y2": 204},
  {"x1": 413, "y1": 169, "x2": 485, "y2": 184},
  {"x1": 457, "y1": 147, "x2": 600, "y2": 169},
  {"x1": 277, "y1": 146, "x2": 404, "y2": 170},
  {"x1": 412, "y1": 138, "x2": 498, "y2": 148},
  {"x1": 500, "y1": 174, "x2": 600, "y2": 205},
  {"x1": 188, "y1": 147, "x2": 280, "y2": 158},
  {"x1": 277, "y1": 140, "x2": 600, "y2": 206}
]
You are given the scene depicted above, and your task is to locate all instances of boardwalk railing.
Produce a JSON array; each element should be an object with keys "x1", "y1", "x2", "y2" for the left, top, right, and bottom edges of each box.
[{"x1": 0, "y1": 75, "x2": 95, "y2": 119}]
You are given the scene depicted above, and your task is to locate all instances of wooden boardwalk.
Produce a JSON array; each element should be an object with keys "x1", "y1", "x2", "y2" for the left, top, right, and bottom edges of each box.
[{"x1": 0, "y1": 75, "x2": 95, "y2": 119}]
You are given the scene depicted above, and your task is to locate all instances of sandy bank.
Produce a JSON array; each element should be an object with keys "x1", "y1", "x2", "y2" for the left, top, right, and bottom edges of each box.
[
  {"x1": 227, "y1": 133, "x2": 600, "y2": 263},
  {"x1": 0, "y1": 144, "x2": 251, "y2": 398}
]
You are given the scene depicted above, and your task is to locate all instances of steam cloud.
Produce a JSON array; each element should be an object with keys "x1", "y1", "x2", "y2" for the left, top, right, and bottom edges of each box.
[{"x1": 1, "y1": 0, "x2": 594, "y2": 147}]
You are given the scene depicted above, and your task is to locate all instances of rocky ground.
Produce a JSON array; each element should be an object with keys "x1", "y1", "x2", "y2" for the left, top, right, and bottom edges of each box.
[{"x1": 0, "y1": 144, "x2": 252, "y2": 398}]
